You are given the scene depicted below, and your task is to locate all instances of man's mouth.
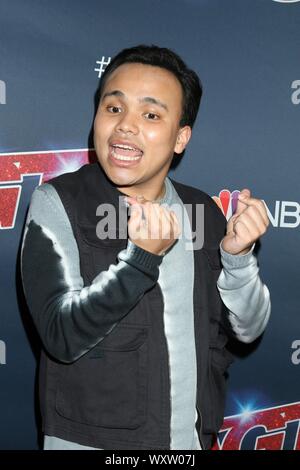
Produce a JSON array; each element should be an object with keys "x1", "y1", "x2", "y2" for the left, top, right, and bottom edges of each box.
[{"x1": 109, "y1": 143, "x2": 144, "y2": 161}]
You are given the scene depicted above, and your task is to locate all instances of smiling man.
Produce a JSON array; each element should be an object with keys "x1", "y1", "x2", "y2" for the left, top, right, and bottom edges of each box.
[
  {"x1": 94, "y1": 61, "x2": 190, "y2": 203},
  {"x1": 21, "y1": 45, "x2": 271, "y2": 450}
]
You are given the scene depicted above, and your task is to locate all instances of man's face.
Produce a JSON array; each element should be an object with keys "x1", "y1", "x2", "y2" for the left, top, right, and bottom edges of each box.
[{"x1": 93, "y1": 62, "x2": 191, "y2": 199}]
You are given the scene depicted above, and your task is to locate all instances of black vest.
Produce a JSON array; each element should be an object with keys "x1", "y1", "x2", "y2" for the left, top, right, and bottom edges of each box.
[{"x1": 40, "y1": 162, "x2": 233, "y2": 450}]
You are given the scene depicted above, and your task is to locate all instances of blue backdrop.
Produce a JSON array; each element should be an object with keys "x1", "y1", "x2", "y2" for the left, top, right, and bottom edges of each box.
[{"x1": 0, "y1": 0, "x2": 299, "y2": 450}]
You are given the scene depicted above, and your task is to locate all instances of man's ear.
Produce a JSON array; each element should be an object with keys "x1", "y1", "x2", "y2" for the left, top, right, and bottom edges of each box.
[{"x1": 174, "y1": 126, "x2": 192, "y2": 154}]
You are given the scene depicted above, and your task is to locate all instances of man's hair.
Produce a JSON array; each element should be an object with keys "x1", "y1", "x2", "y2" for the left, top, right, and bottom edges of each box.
[{"x1": 97, "y1": 44, "x2": 203, "y2": 129}]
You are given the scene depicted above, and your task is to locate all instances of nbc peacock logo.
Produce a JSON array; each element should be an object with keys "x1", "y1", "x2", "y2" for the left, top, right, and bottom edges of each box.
[
  {"x1": 212, "y1": 190, "x2": 300, "y2": 228},
  {"x1": 212, "y1": 190, "x2": 241, "y2": 221}
]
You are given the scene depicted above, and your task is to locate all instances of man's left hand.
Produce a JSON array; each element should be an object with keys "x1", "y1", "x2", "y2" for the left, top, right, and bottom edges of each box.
[{"x1": 221, "y1": 189, "x2": 269, "y2": 256}]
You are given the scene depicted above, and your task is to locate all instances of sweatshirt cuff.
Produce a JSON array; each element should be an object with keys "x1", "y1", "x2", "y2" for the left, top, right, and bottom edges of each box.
[
  {"x1": 220, "y1": 242, "x2": 255, "y2": 269},
  {"x1": 119, "y1": 239, "x2": 163, "y2": 273}
]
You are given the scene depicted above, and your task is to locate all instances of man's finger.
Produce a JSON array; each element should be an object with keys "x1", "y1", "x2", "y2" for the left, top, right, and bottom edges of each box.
[
  {"x1": 237, "y1": 195, "x2": 269, "y2": 226},
  {"x1": 239, "y1": 188, "x2": 251, "y2": 199},
  {"x1": 235, "y1": 189, "x2": 251, "y2": 216},
  {"x1": 124, "y1": 196, "x2": 139, "y2": 205},
  {"x1": 234, "y1": 212, "x2": 265, "y2": 242}
]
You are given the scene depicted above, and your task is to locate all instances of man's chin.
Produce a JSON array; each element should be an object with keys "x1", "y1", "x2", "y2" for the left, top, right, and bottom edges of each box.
[{"x1": 101, "y1": 167, "x2": 136, "y2": 189}]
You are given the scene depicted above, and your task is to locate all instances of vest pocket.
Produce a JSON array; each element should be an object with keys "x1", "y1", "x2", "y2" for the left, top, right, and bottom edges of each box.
[
  {"x1": 78, "y1": 223, "x2": 127, "y2": 248},
  {"x1": 200, "y1": 347, "x2": 234, "y2": 434},
  {"x1": 55, "y1": 325, "x2": 148, "y2": 430},
  {"x1": 78, "y1": 223, "x2": 127, "y2": 284}
]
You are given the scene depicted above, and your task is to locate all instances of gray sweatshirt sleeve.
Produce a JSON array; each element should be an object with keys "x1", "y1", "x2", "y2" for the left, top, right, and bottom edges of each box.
[
  {"x1": 217, "y1": 244, "x2": 271, "y2": 343},
  {"x1": 21, "y1": 183, "x2": 163, "y2": 363}
]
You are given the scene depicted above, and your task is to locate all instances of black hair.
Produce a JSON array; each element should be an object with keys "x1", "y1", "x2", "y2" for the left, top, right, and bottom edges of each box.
[{"x1": 97, "y1": 44, "x2": 202, "y2": 128}]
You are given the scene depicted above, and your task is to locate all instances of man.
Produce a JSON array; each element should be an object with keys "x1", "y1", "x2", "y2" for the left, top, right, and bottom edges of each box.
[{"x1": 21, "y1": 45, "x2": 270, "y2": 450}]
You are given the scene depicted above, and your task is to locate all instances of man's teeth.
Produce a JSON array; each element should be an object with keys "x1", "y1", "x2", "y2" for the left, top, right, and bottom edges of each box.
[
  {"x1": 112, "y1": 144, "x2": 141, "y2": 151},
  {"x1": 111, "y1": 148, "x2": 141, "y2": 161}
]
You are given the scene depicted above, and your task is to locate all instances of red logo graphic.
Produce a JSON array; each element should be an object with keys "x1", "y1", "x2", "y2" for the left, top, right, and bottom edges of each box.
[
  {"x1": 0, "y1": 149, "x2": 91, "y2": 229},
  {"x1": 212, "y1": 402, "x2": 300, "y2": 450}
]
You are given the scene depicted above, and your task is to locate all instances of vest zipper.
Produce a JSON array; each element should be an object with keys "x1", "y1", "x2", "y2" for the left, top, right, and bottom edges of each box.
[
  {"x1": 196, "y1": 403, "x2": 205, "y2": 450},
  {"x1": 155, "y1": 281, "x2": 172, "y2": 449}
]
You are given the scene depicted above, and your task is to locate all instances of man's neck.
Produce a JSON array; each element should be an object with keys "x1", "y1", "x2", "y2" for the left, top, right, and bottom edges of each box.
[{"x1": 117, "y1": 180, "x2": 166, "y2": 203}]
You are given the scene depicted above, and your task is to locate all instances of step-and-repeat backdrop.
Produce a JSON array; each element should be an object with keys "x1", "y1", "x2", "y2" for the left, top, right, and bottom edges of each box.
[{"x1": 1, "y1": 0, "x2": 299, "y2": 450}]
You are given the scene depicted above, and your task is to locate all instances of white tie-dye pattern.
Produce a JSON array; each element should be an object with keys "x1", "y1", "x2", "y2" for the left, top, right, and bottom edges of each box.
[{"x1": 40, "y1": 225, "x2": 76, "y2": 290}]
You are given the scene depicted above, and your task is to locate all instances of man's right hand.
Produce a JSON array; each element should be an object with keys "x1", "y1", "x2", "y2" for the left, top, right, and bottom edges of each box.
[{"x1": 126, "y1": 196, "x2": 181, "y2": 256}]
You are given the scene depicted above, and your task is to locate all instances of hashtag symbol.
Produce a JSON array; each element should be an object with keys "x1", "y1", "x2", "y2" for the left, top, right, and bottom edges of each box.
[{"x1": 94, "y1": 56, "x2": 111, "y2": 78}]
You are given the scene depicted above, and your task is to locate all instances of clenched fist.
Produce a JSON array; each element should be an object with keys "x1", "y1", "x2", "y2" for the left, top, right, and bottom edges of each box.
[{"x1": 125, "y1": 196, "x2": 181, "y2": 256}]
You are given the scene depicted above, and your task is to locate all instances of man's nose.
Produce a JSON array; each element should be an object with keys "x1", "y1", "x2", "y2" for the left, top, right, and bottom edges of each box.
[{"x1": 115, "y1": 111, "x2": 139, "y2": 134}]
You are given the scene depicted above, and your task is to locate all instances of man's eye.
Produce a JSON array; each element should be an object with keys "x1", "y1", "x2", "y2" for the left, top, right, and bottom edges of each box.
[
  {"x1": 144, "y1": 112, "x2": 159, "y2": 120},
  {"x1": 107, "y1": 106, "x2": 121, "y2": 113}
]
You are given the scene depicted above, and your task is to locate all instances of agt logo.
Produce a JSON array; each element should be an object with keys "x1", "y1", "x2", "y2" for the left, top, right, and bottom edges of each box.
[
  {"x1": 213, "y1": 189, "x2": 300, "y2": 228},
  {"x1": 0, "y1": 80, "x2": 6, "y2": 104},
  {"x1": 213, "y1": 402, "x2": 300, "y2": 450},
  {"x1": 0, "y1": 149, "x2": 90, "y2": 229},
  {"x1": 0, "y1": 340, "x2": 6, "y2": 365}
]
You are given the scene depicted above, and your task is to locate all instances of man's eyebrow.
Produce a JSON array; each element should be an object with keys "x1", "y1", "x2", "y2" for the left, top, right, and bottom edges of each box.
[
  {"x1": 101, "y1": 90, "x2": 168, "y2": 111},
  {"x1": 140, "y1": 96, "x2": 168, "y2": 111},
  {"x1": 101, "y1": 90, "x2": 124, "y2": 100}
]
